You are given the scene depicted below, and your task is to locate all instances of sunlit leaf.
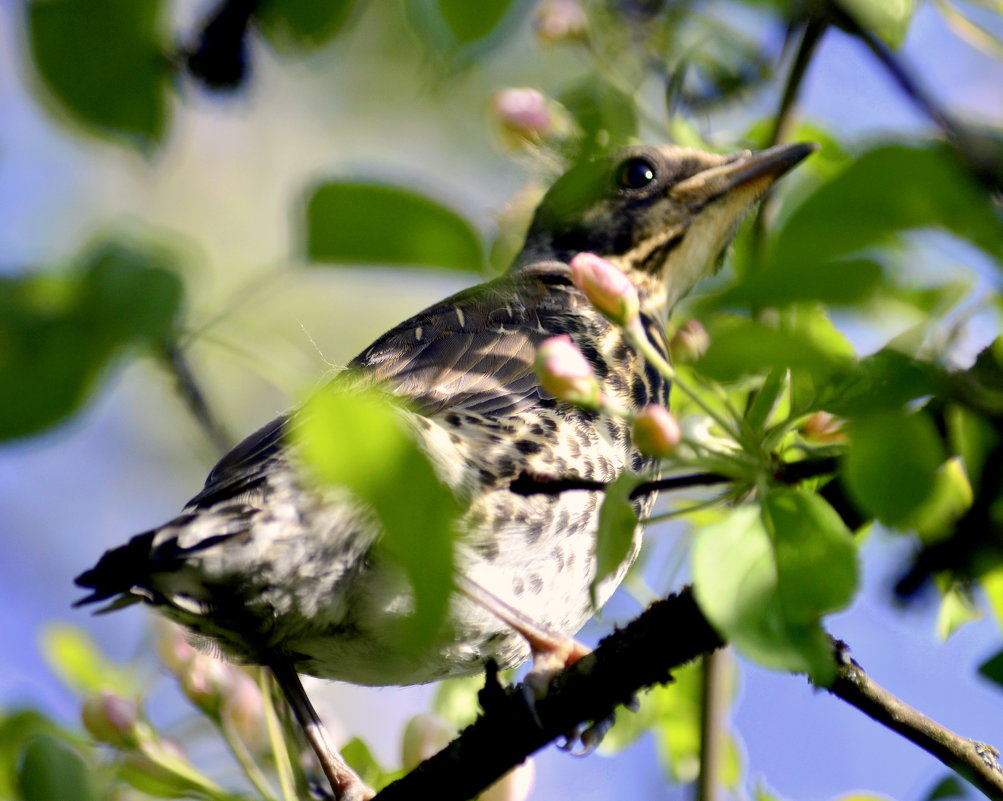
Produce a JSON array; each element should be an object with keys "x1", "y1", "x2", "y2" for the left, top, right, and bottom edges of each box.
[
  {"x1": 27, "y1": 0, "x2": 171, "y2": 148},
  {"x1": 590, "y1": 473, "x2": 641, "y2": 607},
  {"x1": 935, "y1": 582, "x2": 981, "y2": 641},
  {"x1": 405, "y1": 0, "x2": 524, "y2": 65},
  {"x1": 40, "y1": 624, "x2": 135, "y2": 695},
  {"x1": 305, "y1": 181, "x2": 485, "y2": 272},
  {"x1": 839, "y1": 0, "x2": 916, "y2": 47},
  {"x1": 947, "y1": 405, "x2": 1001, "y2": 491},
  {"x1": 0, "y1": 241, "x2": 183, "y2": 441},
  {"x1": 693, "y1": 502, "x2": 845, "y2": 684},
  {"x1": 294, "y1": 384, "x2": 460, "y2": 649},
  {"x1": 18, "y1": 737, "x2": 98, "y2": 801},
  {"x1": 842, "y1": 410, "x2": 945, "y2": 526},
  {"x1": 257, "y1": 0, "x2": 358, "y2": 49},
  {"x1": 432, "y1": 675, "x2": 483, "y2": 729},
  {"x1": 907, "y1": 458, "x2": 973, "y2": 543},
  {"x1": 559, "y1": 78, "x2": 638, "y2": 158}
]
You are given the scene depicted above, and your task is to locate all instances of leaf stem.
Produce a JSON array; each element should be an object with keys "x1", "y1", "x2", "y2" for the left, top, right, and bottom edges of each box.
[
  {"x1": 258, "y1": 669, "x2": 298, "y2": 801},
  {"x1": 218, "y1": 717, "x2": 278, "y2": 801}
]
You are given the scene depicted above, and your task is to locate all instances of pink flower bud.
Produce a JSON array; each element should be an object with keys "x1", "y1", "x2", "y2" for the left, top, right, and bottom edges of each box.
[
  {"x1": 81, "y1": 691, "x2": 141, "y2": 748},
  {"x1": 156, "y1": 621, "x2": 198, "y2": 674},
  {"x1": 481, "y1": 758, "x2": 536, "y2": 801},
  {"x1": 669, "y1": 319, "x2": 710, "y2": 364},
  {"x1": 535, "y1": 0, "x2": 588, "y2": 43},
  {"x1": 492, "y1": 88, "x2": 552, "y2": 147},
  {"x1": 221, "y1": 669, "x2": 266, "y2": 750},
  {"x1": 632, "y1": 405, "x2": 681, "y2": 457},
  {"x1": 534, "y1": 335, "x2": 602, "y2": 409},
  {"x1": 800, "y1": 411, "x2": 845, "y2": 443},
  {"x1": 570, "y1": 252, "x2": 640, "y2": 326},
  {"x1": 179, "y1": 653, "x2": 231, "y2": 717},
  {"x1": 401, "y1": 713, "x2": 456, "y2": 771}
]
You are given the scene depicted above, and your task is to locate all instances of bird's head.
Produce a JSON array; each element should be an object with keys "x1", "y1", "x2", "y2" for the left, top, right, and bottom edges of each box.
[{"x1": 518, "y1": 142, "x2": 816, "y2": 316}]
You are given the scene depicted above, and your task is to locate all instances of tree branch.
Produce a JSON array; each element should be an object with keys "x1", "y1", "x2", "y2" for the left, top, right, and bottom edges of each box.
[
  {"x1": 373, "y1": 587, "x2": 1003, "y2": 801},
  {"x1": 160, "y1": 339, "x2": 231, "y2": 456},
  {"x1": 827, "y1": 642, "x2": 1003, "y2": 800}
]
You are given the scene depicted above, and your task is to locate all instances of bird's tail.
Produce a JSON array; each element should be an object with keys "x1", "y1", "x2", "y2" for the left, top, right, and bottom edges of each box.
[{"x1": 73, "y1": 530, "x2": 158, "y2": 612}]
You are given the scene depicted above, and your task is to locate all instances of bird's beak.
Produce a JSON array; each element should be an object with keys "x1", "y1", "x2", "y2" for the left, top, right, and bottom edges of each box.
[{"x1": 670, "y1": 142, "x2": 818, "y2": 204}]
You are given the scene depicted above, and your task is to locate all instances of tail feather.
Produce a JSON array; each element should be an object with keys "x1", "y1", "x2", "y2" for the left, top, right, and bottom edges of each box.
[{"x1": 73, "y1": 530, "x2": 158, "y2": 608}]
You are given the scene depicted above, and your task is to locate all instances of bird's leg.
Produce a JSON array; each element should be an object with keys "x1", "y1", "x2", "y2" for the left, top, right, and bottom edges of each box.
[
  {"x1": 457, "y1": 575, "x2": 590, "y2": 695},
  {"x1": 267, "y1": 660, "x2": 374, "y2": 801}
]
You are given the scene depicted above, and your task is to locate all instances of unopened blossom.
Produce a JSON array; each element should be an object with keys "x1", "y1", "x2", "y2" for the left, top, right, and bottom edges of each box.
[
  {"x1": 82, "y1": 691, "x2": 141, "y2": 748},
  {"x1": 492, "y1": 88, "x2": 552, "y2": 147},
  {"x1": 570, "y1": 252, "x2": 640, "y2": 327},
  {"x1": 534, "y1": 335, "x2": 602, "y2": 408},
  {"x1": 179, "y1": 653, "x2": 232, "y2": 716},
  {"x1": 632, "y1": 404, "x2": 682, "y2": 457},
  {"x1": 669, "y1": 319, "x2": 710, "y2": 364},
  {"x1": 221, "y1": 668, "x2": 266, "y2": 749},
  {"x1": 534, "y1": 0, "x2": 588, "y2": 43}
]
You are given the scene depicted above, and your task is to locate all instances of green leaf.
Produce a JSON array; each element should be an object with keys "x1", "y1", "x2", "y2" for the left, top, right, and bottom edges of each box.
[
  {"x1": 840, "y1": 0, "x2": 917, "y2": 47},
  {"x1": 693, "y1": 493, "x2": 856, "y2": 685},
  {"x1": 924, "y1": 775, "x2": 968, "y2": 801},
  {"x1": 772, "y1": 144, "x2": 1003, "y2": 272},
  {"x1": 978, "y1": 648, "x2": 1003, "y2": 689},
  {"x1": 17, "y1": 737, "x2": 98, "y2": 801},
  {"x1": 935, "y1": 583, "x2": 981, "y2": 641},
  {"x1": 0, "y1": 712, "x2": 63, "y2": 800},
  {"x1": 341, "y1": 737, "x2": 398, "y2": 791},
  {"x1": 257, "y1": 0, "x2": 357, "y2": 50},
  {"x1": 27, "y1": 0, "x2": 170, "y2": 148},
  {"x1": 947, "y1": 405, "x2": 1001, "y2": 490},
  {"x1": 305, "y1": 181, "x2": 484, "y2": 273},
  {"x1": 404, "y1": 0, "x2": 524, "y2": 65},
  {"x1": 39, "y1": 624, "x2": 135, "y2": 695},
  {"x1": 0, "y1": 241, "x2": 183, "y2": 441},
  {"x1": 820, "y1": 349, "x2": 944, "y2": 418},
  {"x1": 559, "y1": 78, "x2": 638, "y2": 158},
  {"x1": 697, "y1": 313, "x2": 853, "y2": 384},
  {"x1": 590, "y1": 474, "x2": 641, "y2": 607},
  {"x1": 907, "y1": 458, "x2": 973, "y2": 543},
  {"x1": 432, "y1": 675, "x2": 483, "y2": 729},
  {"x1": 715, "y1": 258, "x2": 883, "y2": 309},
  {"x1": 842, "y1": 410, "x2": 946, "y2": 526},
  {"x1": 294, "y1": 384, "x2": 460, "y2": 650}
]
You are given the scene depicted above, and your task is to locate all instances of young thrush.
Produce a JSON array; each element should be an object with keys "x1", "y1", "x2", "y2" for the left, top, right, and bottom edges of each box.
[{"x1": 76, "y1": 142, "x2": 813, "y2": 800}]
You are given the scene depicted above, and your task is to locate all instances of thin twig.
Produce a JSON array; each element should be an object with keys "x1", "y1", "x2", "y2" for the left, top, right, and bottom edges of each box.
[
  {"x1": 826, "y1": 642, "x2": 1003, "y2": 800},
  {"x1": 695, "y1": 648, "x2": 731, "y2": 801},
  {"x1": 160, "y1": 339, "x2": 231, "y2": 456}
]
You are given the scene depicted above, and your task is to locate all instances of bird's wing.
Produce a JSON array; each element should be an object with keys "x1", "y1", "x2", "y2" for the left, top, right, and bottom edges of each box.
[{"x1": 187, "y1": 265, "x2": 587, "y2": 509}]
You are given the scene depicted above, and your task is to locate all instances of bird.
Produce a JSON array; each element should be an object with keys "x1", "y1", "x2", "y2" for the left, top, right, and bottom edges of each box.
[{"x1": 75, "y1": 141, "x2": 814, "y2": 800}]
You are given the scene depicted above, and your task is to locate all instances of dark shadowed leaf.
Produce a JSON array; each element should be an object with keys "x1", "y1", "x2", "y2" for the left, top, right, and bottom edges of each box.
[
  {"x1": 715, "y1": 259, "x2": 883, "y2": 309},
  {"x1": 590, "y1": 473, "x2": 641, "y2": 607},
  {"x1": 924, "y1": 775, "x2": 968, "y2": 801},
  {"x1": 27, "y1": 0, "x2": 170, "y2": 148},
  {"x1": 978, "y1": 648, "x2": 1003, "y2": 689},
  {"x1": 842, "y1": 410, "x2": 945, "y2": 526},
  {"x1": 294, "y1": 385, "x2": 460, "y2": 650},
  {"x1": 0, "y1": 711, "x2": 63, "y2": 800},
  {"x1": 257, "y1": 0, "x2": 358, "y2": 49},
  {"x1": 305, "y1": 181, "x2": 485, "y2": 273},
  {"x1": 18, "y1": 737, "x2": 98, "y2": 801},
  {"x1": 0, "y1": 242, "x2": 182, "y2": 441},
  {"x1": 772, "y1": 145, "x2": 1003, "y2": 273},
  {"x1": 560, "y1": 78, "x2": 638, "y2": 158},
  {"x1": 819, "y1": 349, "x2": 945, "y2": 418}
]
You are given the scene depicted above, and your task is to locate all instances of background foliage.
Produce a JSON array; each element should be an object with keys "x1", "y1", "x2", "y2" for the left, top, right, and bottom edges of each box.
[{"x1": 2, "y1": 0, "x2": 1003, "y2": 800}]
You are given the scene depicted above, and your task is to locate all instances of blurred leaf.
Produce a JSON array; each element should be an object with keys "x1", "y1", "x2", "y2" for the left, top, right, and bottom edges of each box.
[
  {"x1": 978, "y1": 648, "x2": 1003, "y2": 689},
  {"x1": 0, "y1": 241, "x2": 183, "y2": 441},
  {"x1": 342, "y1": 737, "x2": 401, "y2": 790},
  {"x1": 305, "y1": 181, "x2": 485, "y2": 272},
  {"x1": 820, "y1": 349, "x2": 944, "y2": 418},
  {"x1": 27, "y1": 0, "x2": 170, "y2": 148},
  {"x1": 772, "y1": 145, "x2": 1003, "y2": 274},
  {"x1": 17, "y1": 736, "x2": 98, "y2": 801},
  {"x1": 935, "y1": 582, "x2": 981, "y2": 641},
  {"x1": 0, "y1": 711, "x2": 63, "y2": 800},
  {"x1": 40, "y1": 623, "x2": 135, "y2": 695},
  {"x1": 294, "y1": 384, "x2": 460, "y2": 650},
  {"x1": 981, "y1": 565, "x2": 1003, "y2": 633},
  {"x1": 257, "y1": 0, "x2": 358, "y2": 49},
  {"x1": 907, "y1": 458, "x2": 973, "y2": 543},
  {"x1": 590, "y1": 473, "x2": 641, "y2": 607},
  {"x1": 693, "y1": 498, "x2": 849, "y2": 685},
  {"x1": 432, "y1": 675, "x2": 483, "y2": 729},
  {"x1": 715, "y1": 259, "x2": 883, "y2": 309},
  {"x1": 947, "y1": 404, "x2": 1001, "y2": 490},
  {"x1": 405, "y1": 0, "x2": 525, "y2": 65},
  {"x1": 559, "y1": 78, "x2": 638, "y2": 158},
  {"x1": 698, "y1": 313, "x2": 853, "y2": 384},
  {"x1": 842, "y1": 410, "x2": 945, "y2": 526},
  {"x1": 924, "y1": 775, "x2": 968, "y2": 801},
  {"x1": 839, "y1": 0, "x2": 917, "y2": 47}
]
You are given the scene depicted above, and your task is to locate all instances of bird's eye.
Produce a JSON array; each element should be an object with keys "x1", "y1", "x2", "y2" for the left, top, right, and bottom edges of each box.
[{"x1": 615, "y1": 157, "x2": 657, "y2": 190}]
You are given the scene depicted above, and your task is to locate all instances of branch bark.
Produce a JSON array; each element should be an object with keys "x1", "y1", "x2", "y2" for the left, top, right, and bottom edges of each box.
[{"x1": 374, "y1": 588, "x2": 1003, "y2": 801}]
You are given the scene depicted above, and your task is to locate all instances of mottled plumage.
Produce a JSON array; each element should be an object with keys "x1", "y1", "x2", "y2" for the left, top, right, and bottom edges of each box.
[{"x1": 75, "y1": 142, "x2": 813, "y2": 800}]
